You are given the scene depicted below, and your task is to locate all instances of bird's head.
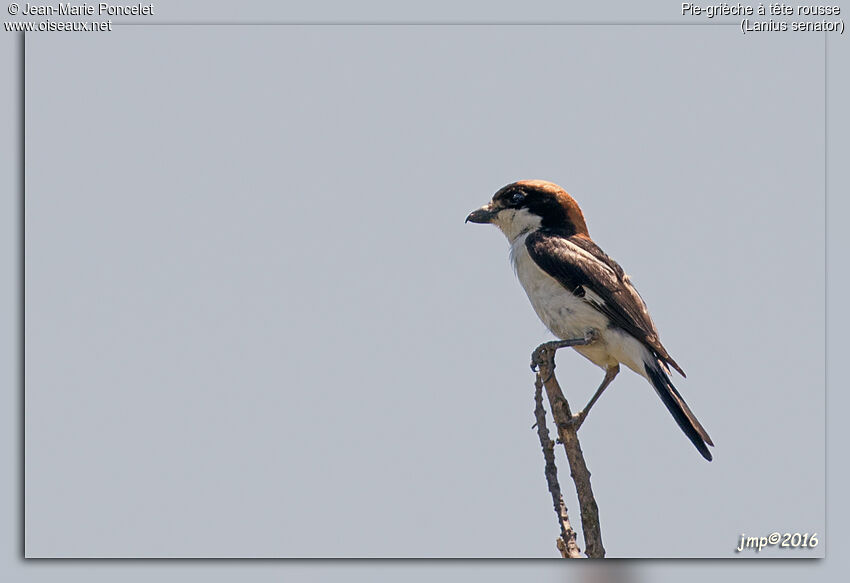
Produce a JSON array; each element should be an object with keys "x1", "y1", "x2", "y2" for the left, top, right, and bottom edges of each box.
[{"x1": 466, "y1": 180, "x2": 589, "y2": 241}]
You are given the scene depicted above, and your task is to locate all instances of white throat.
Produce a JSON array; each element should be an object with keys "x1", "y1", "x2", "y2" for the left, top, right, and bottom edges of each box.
[{"x1": 492, "y1": 208, "x2": 543, "y2": 243}]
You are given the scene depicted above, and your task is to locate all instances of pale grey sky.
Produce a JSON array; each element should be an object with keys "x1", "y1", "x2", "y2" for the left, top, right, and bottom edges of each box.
[{"x1": 4, "y1": 0, "x2": 847, "y2": 581}]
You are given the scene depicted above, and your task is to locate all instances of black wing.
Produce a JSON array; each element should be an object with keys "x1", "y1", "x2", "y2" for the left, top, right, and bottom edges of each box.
[{"x1": 525, "y1": 230, "x2": 685, "y2": 377}]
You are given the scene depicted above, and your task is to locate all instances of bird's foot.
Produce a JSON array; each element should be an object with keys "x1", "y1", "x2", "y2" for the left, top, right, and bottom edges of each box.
[
  {"x1": 530, "y1": 344, "x2": 553, "y2": 372},
  {"x1": 530, "y1": 332, "x2": 597, "y2": 372}
]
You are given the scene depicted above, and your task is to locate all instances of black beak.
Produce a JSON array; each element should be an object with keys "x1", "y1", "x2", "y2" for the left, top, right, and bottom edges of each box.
[{"x1": 465, "y1": 204, "x2": 497, "y2": 224}]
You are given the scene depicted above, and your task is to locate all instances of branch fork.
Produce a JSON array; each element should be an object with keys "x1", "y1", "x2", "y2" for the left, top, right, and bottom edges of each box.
[{"x1": 531, "y1": 337, "x2": 606, "y2": 559}]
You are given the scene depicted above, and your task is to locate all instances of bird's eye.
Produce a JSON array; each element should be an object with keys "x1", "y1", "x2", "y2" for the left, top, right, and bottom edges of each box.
[{"x1": 510, "y1": 192, "x2": 526, "y2": 206}]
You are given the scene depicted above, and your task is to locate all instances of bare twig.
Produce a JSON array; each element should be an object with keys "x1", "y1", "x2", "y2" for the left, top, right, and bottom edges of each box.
[
  {"x1": 532, "y1": 341, "x2": 606, "y2": 559},
  {"x1": 533, "y1": 374, "x2": 582, "y2": 558}
]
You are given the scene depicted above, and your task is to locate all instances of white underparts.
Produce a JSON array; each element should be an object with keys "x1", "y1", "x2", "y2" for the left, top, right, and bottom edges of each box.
[{"x1": 494, "y1": 212, "x2": 652, "y2": 378}]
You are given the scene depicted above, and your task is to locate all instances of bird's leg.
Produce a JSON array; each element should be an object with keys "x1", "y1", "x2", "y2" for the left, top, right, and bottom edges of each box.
[
  {"x1": 566, "y1": 364, "x2": 619, "y2": 429},
  {"x1": 530, "y1": 330, "x2": 596, "y2": 373}
]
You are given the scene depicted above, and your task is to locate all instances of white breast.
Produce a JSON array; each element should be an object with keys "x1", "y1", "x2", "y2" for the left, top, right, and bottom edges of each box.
[
  {"x1": 509, "y1": 233, "x2": 651, "y2": 375},
  {"x1": 510, "y1": 233, "x2": 609, "y2": 340}
]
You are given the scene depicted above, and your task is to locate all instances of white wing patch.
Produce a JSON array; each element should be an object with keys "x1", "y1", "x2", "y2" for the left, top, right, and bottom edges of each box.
[{"x1": 581, "y1": 287, "x2": 606, "y2": 307}]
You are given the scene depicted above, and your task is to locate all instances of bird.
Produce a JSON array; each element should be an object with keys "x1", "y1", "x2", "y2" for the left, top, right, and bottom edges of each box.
[{"x1": 466, "y1": 179, "x2": 713, "y2": 461}]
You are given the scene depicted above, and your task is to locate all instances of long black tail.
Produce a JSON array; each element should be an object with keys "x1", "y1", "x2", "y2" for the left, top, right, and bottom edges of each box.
[{"x1": 644, "y1": 361, "x2": 714, "y2": 461}]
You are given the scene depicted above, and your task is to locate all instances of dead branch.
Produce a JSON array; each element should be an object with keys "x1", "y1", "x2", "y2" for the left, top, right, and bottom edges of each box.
[
  {"x1": 533, "y1": 373, "x2": 582, "y2": 558},
  {"x1": 532, "y1": 341, "x2": 606, "y2": 559}
]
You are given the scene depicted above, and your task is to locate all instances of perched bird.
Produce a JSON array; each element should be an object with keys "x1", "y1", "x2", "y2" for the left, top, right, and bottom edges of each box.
[{"x1": 466, "y1": 180, "x2": 713, "y2": 461}]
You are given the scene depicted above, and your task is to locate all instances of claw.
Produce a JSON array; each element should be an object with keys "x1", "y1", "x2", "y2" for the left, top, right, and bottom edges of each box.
[{"x1": 530, "y1": 346, "x2": 550, "y2": 371}]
